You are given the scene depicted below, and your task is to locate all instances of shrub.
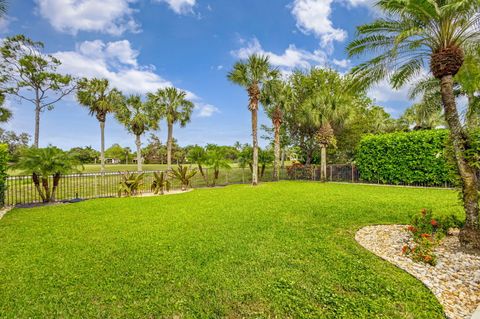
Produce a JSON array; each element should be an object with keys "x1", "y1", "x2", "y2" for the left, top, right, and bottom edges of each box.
[
  {"x1": 356, "y1": 130, "x2": 455, "y2": 185},
  {"x1": 0, "y1": 144, "x2": 8, "y2": 206},
  {"x1": 151, "y1": 171, "x2": 171, "y2": 195},
  {"x1": 118, "y1": 172, "x2": 144, "y2": 197},
  {"x1": 402, "y1": 209, "x2": 462, "y2": 266},
  {"x1": 169, "y1": 165, "x2": 197, "y2": 191}
]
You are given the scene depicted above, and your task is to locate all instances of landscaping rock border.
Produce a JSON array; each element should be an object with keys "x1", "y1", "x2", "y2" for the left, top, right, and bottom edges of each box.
[
  {"x1": 355, "y1": 225, "x2": 480, "y2": 319},
  {"x1": 0, "y1": 206, "x2": 13, "y2": 219}
]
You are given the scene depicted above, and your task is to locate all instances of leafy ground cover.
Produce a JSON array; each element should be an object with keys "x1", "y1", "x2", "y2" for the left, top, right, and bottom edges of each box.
[{"x1": 0, "y1": 182, "x2": 462, "y2": 318}]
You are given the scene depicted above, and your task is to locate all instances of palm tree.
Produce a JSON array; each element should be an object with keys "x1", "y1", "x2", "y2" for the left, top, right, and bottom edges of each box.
[
  {"x1": 299, "y1": 68, "x2": 352, "y2": 181},
  {"x1": 228, "y1": 54, "x2": 278, "y2": 185},
  {"x1": 206, "y1": 146, "x2": 231, "y2": 186},
  {"x1": 347, "y1": 0, "x2": 480, "y2": 248},
  {"x1": 187, "y1": 145, "x2": 209, "y2": 185},
  {"x1": 76, "y1": 78, "x2": 123, "y2": 174},
  {"x1": 12, "y1": 146, "x2": 80, "y2": 202},
  {"x1": 115, "y1": 95, "x2": 160, "y2": 171},
  {"x1": 146, "y1": 87, "x2": 194, "y2": 171},
  {"x1": 456, "y1": 50, "x2": 480, "y2": 128},
  {"x1": 400, "y1": 101, "x2": 444, "y2": 130},
  {"x1": 261, "y1": 79, "x2": 292, "y2": 180},
  {"x1": 0, "y1": 0, "x2": 6, "y2": 17}
]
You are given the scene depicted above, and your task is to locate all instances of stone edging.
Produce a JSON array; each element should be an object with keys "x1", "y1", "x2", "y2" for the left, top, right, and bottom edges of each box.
[{"x1": 355, "y1": 225, "x2": 480, "y2": 319}]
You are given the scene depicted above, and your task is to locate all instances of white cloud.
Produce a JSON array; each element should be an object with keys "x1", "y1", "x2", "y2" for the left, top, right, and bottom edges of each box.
[
  {"x1": 195, "y1": 103, "x2": 219, "y2": 117},
  {"x1": 54, "y1": 40, "x2": 172, "y2": 94},
  {"x1": 368, "y1": 79, "x2": 412, "y2": 104},
  {"x1": 0, "y1": 15, "x2": 14, "y2": 33},
  {"x1": 341, "y1": 0, "x2": 374, "y2": 7},
  {"x1": 155, "y1": 0, "x2": 196, "y2": 14},
  {"x1": 291, "y1": 0, "x2": 347, "y2": 47},
  {"x1": 53, "y1": 39, "x2": 217, "y2": 115},
  {"x1": 35, "y1": 0, "x2": 139, "y2": 35},
  {"x1": 231, "y1": 38, "x2": 327, "y2": 70},
  {"x1": 333, "y1": 58, "x2": 350, "y2": 68}
]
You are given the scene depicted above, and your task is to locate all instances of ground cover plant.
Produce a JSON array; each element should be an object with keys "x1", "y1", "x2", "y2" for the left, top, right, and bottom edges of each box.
[{"x1": 0, "y1": 182, "x2": 462, "y2": 318}]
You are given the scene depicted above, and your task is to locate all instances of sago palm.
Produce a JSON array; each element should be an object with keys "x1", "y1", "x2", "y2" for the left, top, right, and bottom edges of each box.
[
  {"x1": 261, "y1": 79, "x2": 292, "y2": 180},
  {"x1": 13, "y1": 147, "x2": 80, "y2": 202},
  {"x1": 115, "y1": 95, "x2": 159, "y2": 171},
  {"x1": 146, "y1": 87, "x2": 194, "y2": 171},
  {"x1": 347, "y1": 0, "x2": 480, "y2": 248},
  {"x1": 228, "y1": 54, "x2": 278, "y2": 185},
  {"x1": 76, "y1": 78, "x2": 124, "y2": 174}
]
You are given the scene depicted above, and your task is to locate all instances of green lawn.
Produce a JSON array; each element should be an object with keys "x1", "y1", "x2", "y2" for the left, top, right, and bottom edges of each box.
[{"x1": 0, "y1": 182, "x2": 462, "y2": 318}]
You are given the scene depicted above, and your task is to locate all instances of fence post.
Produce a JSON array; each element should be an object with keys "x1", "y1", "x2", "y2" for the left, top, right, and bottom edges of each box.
[
  {"x1": 94, "y1": 173, "x2": 98, "y2": 198},
  {"x1": 351, "y1": 165, "x2": 354, "y2": 183}
]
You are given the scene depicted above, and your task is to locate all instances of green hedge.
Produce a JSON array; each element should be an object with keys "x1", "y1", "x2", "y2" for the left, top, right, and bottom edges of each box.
[
  {"x1": 356, "y1": 130, "x2": 455, "y2": 185},
  {"x1": 0, "y1": 144, "x2": 7, "y2": 206}
]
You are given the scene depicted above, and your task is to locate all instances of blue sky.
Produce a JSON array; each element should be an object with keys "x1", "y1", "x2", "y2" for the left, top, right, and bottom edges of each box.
[{"x1": 2, "y1": 0, "x2": 413, "y2": 150}]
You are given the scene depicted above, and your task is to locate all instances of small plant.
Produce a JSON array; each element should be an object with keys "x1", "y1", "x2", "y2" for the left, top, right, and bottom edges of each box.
[
  {"x1": 402, "y1": 209, "x2": 463, "y2": 266},
  {"x1": 118, "y1": 172, "x2": 144, "y2": 197},
  {"x1": 169, "y1": 165, "x2": 197, "y2": 191},
  {"x1": 151, "y1": 171, "x2": 171, "y2": 195}
]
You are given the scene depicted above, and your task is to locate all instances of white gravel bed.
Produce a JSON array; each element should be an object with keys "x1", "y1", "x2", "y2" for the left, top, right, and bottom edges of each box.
[{"x1": 355, "y1": 225, "x2": 480, "y2": 319}]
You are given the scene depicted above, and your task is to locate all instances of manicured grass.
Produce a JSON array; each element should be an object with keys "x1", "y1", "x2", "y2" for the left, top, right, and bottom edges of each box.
[{"x1": 0, "y1": 182, "x2": 462, "y2": 318}]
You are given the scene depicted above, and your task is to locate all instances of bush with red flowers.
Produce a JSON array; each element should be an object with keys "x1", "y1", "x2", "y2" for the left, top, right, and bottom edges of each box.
[{"x1": 402, "y1": 209, "x2": 463, "y2": 266}]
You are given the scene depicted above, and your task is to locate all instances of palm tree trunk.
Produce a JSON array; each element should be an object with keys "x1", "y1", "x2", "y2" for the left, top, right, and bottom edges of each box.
[
  {"x1": 34, "y1": 106, "x2": 41, "y2": 148},
  {"x1": 100, "y1": 121, "x2": 106, "y2": 174},
  {"x1": 251, "y1": 109, "x2": 258, "y2": 186},
  {"x1": 167, "y1": 122, "x2": 173, "y2": 171},
  {"x1": 50, "y1": 173, "x2": 61, "y2": 202},
  {"x1": 135, "y1": 134, "x2": 142, "y2": 172},
  {"x1": 320, "y1": 145, "x2": 327, "y2": 181},
  {"x1": 32, "y1": 173, "x2": 46, "y2": 202},
  {"x1": 273, "y1": 121, "x2": 281, "y2": 180},
  {"x1": 440, "y1": 75, "x2": 480, "y2": 248}
]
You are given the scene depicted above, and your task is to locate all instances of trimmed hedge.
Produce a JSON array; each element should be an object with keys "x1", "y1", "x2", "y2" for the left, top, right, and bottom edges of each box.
[
  {"x1": 0, "y1": 144, "x2": 7, "y2": 206},
  {"x1": 356, "y1": 130, "x2": 455, "y2": 185}
]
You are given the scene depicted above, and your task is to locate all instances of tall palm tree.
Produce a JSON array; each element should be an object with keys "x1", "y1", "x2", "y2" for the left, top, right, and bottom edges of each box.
[
  {"x1": 297, "y1": 68, "x2": 352, "y2": 180},
  {"x1": 261, "y1": 79, "x2": 292, "y2": 180},
  {"x1": 146, "y1": 87, "x2": 194, "y2": 171},
  {"x1": 228, "y1": 54, "x2": 278, "y2": 185},
  {"x1": 76, "y1": 78, "x2": 123, "y2": 174},
  {"x1": 347, "y1": 0, "x2": 480, "y2": 248},
  {"x1": 115, "y1": 95, "x2": 160, "y2": 171}
]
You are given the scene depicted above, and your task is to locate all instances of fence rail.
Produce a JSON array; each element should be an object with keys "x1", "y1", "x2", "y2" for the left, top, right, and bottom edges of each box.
[{"x1": 6, "y1": 164, "x2": 477, "y2": 206}]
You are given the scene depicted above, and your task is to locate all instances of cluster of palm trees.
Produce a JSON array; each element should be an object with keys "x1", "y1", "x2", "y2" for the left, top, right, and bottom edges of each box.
[
  {"x1": 228, "y1": 57, "x2": 362, "y2": 184},
  {"x1": 76, "y1": 78, "x2": 194, "y2": 173}
]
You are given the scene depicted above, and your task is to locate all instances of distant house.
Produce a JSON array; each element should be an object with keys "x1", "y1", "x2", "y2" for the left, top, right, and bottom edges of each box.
[{"x1": 105, "y1": 158, "x2": 121, "y2": 164}]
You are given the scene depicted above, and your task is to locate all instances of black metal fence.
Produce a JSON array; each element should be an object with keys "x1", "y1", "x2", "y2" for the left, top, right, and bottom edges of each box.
[
  {"x1": 7, "y1": 164, "x2": 477, "y2": 206},
  {"x1": 5, "y1": 167, "x2": 287, "y2": 206}
]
